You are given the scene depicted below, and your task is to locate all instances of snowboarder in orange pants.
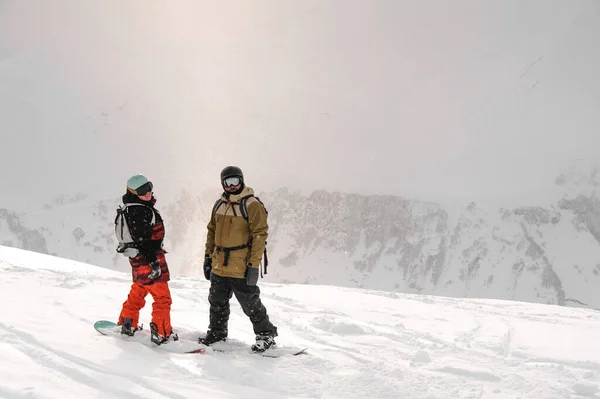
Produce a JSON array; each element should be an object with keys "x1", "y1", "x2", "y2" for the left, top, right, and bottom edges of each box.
[{"x1": 115, "y1": 174, "x2": 177, "y2": 344}]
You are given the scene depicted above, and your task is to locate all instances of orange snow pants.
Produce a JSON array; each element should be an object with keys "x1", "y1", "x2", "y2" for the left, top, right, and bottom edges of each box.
[{"x1": 118, "y1": 281, "x2": 173, "y2": 337}]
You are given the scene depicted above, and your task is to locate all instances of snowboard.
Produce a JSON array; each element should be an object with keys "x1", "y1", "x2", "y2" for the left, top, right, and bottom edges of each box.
[
  {"x1": 201, "y1": 336, "x2": 308, "y2": 358},
  {"x1": 95, "y1": 320, "x2": 308, "y2": 358},
  {"x1": 94, "y1": 320, "x2": 206, "y2": 354},
  {"x1": 260, "y1": 347, "x2": 308, "y2": 358}
]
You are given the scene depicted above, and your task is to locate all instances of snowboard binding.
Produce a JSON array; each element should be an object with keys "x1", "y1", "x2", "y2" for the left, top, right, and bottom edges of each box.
[
  {"x1": 150, "y1": 322, "x2": 179, "y2": 345},
  {"x1": 120, "y1": 318, "x2": 143, "y2": 336}
]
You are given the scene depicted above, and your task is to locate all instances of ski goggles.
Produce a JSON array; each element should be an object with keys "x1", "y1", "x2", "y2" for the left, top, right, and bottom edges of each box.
[
  {"x1": 134, "y1": 181, "x2": 153, "y2": 196},
  {"x1": 222, "y1": 176, "x2": 242, "y2": 188}
]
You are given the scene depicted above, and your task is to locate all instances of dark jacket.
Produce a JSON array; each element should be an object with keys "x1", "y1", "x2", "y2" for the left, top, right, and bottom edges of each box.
[{"x1": 122, "y1": 193, "x2": 170, "y2": 285}]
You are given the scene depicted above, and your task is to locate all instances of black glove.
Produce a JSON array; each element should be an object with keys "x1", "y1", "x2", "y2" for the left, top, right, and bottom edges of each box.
[
  {"x1": 203, "y1": 255, "x2": 212, "y2": 280},
  {"x1": 246, "y1": 264, "x2": 259, "y2": 286},
  {"x1": 148, "y1": 260, "x2": 162, "y2": 280}
]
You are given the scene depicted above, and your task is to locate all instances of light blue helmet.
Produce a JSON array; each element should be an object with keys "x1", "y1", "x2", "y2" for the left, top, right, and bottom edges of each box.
[
  {"x1": 127, "y1": 174, "x2": 149, "y2": 190},
  {"x1": 126, "y1": 174, "x2": 153, "y2": 195}
]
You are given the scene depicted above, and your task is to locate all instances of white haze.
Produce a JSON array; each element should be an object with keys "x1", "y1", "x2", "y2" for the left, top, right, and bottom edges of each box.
[{"x1": 1, "y1": 0, "x2": 599, "y2": 209}]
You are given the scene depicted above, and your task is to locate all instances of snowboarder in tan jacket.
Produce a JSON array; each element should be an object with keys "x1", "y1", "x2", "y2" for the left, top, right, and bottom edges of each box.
[{"x1": 199, "y1": 166, "x2": 277, "y2": 352}]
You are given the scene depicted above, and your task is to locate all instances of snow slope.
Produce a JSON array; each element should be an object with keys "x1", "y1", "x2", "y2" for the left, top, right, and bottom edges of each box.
[{"x1": 2, "y1": 245, "x2": 600, "y2": 398}]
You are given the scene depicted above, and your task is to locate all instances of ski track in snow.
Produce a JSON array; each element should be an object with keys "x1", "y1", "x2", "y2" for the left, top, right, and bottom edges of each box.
[{"x1": 1, "y1": 246, "x2": 600, "y2": 398}]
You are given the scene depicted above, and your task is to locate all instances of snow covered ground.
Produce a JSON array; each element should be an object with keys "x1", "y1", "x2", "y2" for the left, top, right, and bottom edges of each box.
[{"x1": 1, "y1": 245, "x2": 600, "y2": 399}]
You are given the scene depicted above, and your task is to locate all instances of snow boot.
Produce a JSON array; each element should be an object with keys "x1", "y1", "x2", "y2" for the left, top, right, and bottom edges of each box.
[
  {"x1": 149, "y1": 322, "x2": 178, "y2": 345},
  {"x1": 120, "y1": 318, "x2": 142, "y2": 336},
  {"x1": 198, "y1": 330, "x2": 227, "y2": 346},
  {"x1": 251, "y1": 334, "x2": 277, "y2": 353}
]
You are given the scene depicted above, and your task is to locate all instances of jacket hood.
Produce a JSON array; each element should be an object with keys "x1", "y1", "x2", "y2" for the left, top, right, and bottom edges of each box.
[
  {"x1": 221, "y1": 186, "x2": 255, "y2": 202},
  {"x1": 122, "y1": 192, "x2": 157, "y2": 207}
]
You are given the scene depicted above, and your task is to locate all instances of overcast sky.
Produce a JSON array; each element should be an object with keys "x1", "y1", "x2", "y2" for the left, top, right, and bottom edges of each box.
[{"x1": 1, "y1": 0, "x2": 599, "y2": 208}]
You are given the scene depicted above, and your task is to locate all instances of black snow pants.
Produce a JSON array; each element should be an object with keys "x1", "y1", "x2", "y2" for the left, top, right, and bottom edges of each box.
[{"x1": 207, "y1": 273, "x2": 277, "y2": 337}]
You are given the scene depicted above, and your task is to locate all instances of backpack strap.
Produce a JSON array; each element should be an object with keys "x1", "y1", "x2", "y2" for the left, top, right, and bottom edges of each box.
[
  {"x1": 239, "y1": 196, "x2": 250, "y2": 220},
  {"x1": 239, "y1": 195, "x2": 268, "y2": 219},
  {"x1": 239, "y1": 195, "x2": 269, "y2": 276},
  {"x1": 255, "y1": 196, "x2": 269, "y2": 275},
  {"x1": 262, "y1": 245, "x2": 268, "y2": 277},
  {"x1": 115, "y1": 206, "x2": 130, "y2": 253},
  {"x1": 211, "y1": 199, "x2": 226, "y2": 220},
  {"x1": 215, "y1": 243, "x2": 251, "y2": 266}
]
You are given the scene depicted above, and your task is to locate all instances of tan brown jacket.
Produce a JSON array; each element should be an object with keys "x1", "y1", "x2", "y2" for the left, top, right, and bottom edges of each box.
[{"x1": 205, "y1": 186, "x2": 268, "y2": 279}]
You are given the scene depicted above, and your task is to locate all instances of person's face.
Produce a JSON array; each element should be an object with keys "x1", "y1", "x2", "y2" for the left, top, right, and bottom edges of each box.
[
  {"x1": 224, "y1": 184, "x2": 241, "y2": 193},
  {"x1": 135, "y1": 181, "x2": 153, "y2": 201},
  {"x1": 138, "y1": 191, "x2": 152, "y2": 201},
  {"x1": 222, "y1": 176, "x2": 242, "y2": 192}
]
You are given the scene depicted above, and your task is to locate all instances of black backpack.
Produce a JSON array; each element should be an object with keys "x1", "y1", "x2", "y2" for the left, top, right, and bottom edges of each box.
[
  {"x1": 114, "y1": 203, "x2": 155, "y2": 257},
  {"x1": 211, "y1": 194, "x2": 269, "y2": 275}
]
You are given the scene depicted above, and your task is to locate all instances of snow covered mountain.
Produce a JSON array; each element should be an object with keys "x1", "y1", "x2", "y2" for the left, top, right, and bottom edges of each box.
[
  {"x1": 2, "y1": 245, "x2": 600, "y2": 398},
  {"x1": 2, "y1": 161, "x2": 600, "y2": 308},
  {"x1": 265, "y1": 160, "x2": 600, "y2": 309}
]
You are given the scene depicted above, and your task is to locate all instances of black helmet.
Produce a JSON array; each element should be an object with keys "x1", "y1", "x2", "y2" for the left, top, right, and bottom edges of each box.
[
  {"x1": 220, "y1": 166, "x2": 244, "y2": 192},
  {"x1": 221, "y1": 166, "x2": 244, "y2": 182}
]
